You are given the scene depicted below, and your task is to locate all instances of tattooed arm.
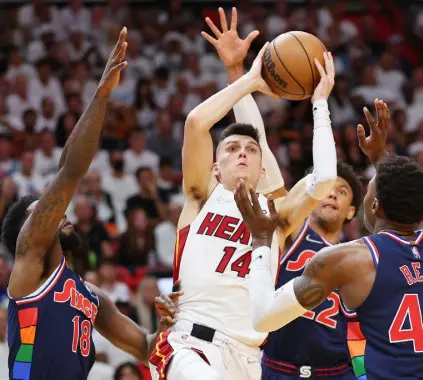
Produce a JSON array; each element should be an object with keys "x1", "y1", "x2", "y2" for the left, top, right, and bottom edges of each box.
[
  {"x1": 234, "y1": 180, "x2": 359, "y2": 333},
  {"x1": 8, "y1": 28, "x2": 128, "y2": 299},
  {"x1": 249, "y1": 242, "x2": 356, "y2": 332}
]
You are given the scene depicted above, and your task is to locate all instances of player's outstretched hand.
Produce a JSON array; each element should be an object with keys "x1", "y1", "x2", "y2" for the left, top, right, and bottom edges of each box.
[
  {"x1": 202, "y1": 7, "x2": 259, "y2": 67},
  {"x1": 312, "y1": 51, "x2": 335, "y2": 103},
  {"x1": 97, "y1": 27, "x2": 128, "y2": 97},
  {"x1": 247, "y1": 42, "x2": 281, "y2": 101},
  {"x1": 234, "y1": 180, "x2": 279, "y2": 248},
  {"x1": 357, "y1": 99, "x2": 390, "y2": 165},
  {"x1": 155, "y1": 280, "x2": 184, "y2": 330}
]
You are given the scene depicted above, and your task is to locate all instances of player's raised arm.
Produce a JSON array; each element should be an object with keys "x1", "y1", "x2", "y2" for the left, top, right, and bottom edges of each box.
[
  {"x1": 274, "y1": 52, "x2": 337, "y2": 238},
  {"x1": 7, "y1": 28, "x2": 128, "y2": 298},
  {"x1": 202, "y1": 7, "x2": 286, "y2": 197},
  {"x1": 182, "y1": 41, "x2": 280, "y2": 201},
  {"x1": 357, "y1": 99, "x2": 391, "y2": 166},
  {"x1": 90, "y1": 282, "x2": 183, "y2": 363},
  {"x1": 234, "y1": 181, "x2": 353, "y2": 332}
]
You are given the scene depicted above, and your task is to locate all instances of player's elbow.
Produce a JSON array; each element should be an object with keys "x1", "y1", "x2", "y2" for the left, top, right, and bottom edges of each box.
[{"x1": 185, "y1": 110, "x2": 203, "y2": 131}]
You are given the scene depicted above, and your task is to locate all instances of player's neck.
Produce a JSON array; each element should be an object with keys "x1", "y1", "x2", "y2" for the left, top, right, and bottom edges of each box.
[
  {"x1": 307, "y1": 216, "x2": 342, "y2": 244},
  {"x1": 374, "y1": 219, "x2": 418, "y2": 238}
]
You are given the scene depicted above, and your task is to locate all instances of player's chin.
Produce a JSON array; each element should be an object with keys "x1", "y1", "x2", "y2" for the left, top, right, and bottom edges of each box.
[
  {"x1": 61, "y1": 224, "x2": 76, "y2": 235},
  {"x1": 320, "y1": 207, "x2": 340, "y2": 220}
]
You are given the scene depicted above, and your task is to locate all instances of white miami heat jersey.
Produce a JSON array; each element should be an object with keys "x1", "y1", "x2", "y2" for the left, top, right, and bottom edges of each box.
[{"x1": 173, "y1": 184, "x2": 280, "y2": 347}]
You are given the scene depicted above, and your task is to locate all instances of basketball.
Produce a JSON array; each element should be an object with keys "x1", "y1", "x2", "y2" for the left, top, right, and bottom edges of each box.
[{"x1": 262, "y1": 31, "x2": 327, "y2": 100}]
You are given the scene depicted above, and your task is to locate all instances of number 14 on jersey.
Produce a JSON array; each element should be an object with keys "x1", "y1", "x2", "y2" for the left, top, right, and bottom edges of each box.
[{"x1": 215, "y1": 246, "x2": 252, "y2": 278}]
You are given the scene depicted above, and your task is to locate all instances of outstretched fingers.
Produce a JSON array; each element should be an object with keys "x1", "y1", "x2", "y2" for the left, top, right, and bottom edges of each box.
[
  {"x1": 201, "y1": 31, "x2": 217, "y2": 46},
  {"x1": 230, "y1": 7, "x2": 238, "y2": 31},
  {"x1": 363, "y1": 106, "x2": 376, "y2": 133},
  {"x1": 218, "y1": 7, "x2": 229, "y2": 32},
  {"x1": 205, "y1": 17, "x2": 222, "y2": 38},
  {"x1": 314, "y1": 57, "x2": 327, "y2": 78},
  {"x1": 249, "y1": 185, "x2": 262, "y2": 216}
]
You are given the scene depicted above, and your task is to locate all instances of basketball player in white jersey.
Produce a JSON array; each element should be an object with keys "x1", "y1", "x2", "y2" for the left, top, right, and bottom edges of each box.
[{"x1": 149, "y1": 10, "x2": 337, "y2": 380}]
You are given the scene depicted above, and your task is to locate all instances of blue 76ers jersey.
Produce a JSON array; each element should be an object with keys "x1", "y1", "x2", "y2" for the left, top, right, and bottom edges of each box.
[
  {"x1": 263, "y1": 223, "x2": 355, "y2": 369},
  {"x1": 8, "y1": 256, "x2": 99, "y2": 380},
  {"x1": 358, "y1": 231, "x2": 423, "y2": 379}
]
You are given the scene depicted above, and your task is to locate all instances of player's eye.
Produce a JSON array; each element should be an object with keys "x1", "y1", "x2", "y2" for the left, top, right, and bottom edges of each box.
[
  {"x1": 228, "y1": 146, "x2": 238, "y2": 152},
  {"x1": 339, "y1": 190, "x2": 347, "y2": 196},
  {"x1": 249, "y1": 148, "x2": 257, "y2": 153}
]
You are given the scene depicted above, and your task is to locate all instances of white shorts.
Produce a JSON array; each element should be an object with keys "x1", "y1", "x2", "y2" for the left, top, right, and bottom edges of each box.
[{"x1": 149, "y1": 320, "x2": 261, "y2": 380}]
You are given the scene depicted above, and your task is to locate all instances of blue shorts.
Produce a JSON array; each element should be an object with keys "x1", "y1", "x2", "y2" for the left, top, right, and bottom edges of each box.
[{"x1": 262, "y1": 362, "x2": 357, "y2": 380}]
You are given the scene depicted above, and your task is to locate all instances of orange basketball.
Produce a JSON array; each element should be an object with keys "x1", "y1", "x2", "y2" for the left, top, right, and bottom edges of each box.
[{"x1": 262, "y1": 31, "x2": 327, "y2": 100}]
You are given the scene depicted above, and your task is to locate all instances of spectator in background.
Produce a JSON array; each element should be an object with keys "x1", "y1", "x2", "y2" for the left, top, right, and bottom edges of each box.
[
  {"x1": 154, "y1": 200, "x2": 182, "y2": 268},
  {"x1": 67, "y1": 27, "x2": 91, "y2": 62},
  {"x1": 0, "y1": 254, "x2": 11, "y2": 306},
  {"x1": 118, "y1": 208, "x2": 153, "y2": 269},
  {"x1": 0, "y1": 307, "x2": 7, "y2": 380},
  {"x1": 55, "y1": 110, "x2": 78, "y2": 147},
  {"x1": 328, "y1": 74, "x2": 356, "y2": 128},
  {"x1": 113, "y1": 363, "x2": 142, "y2": 380},
  {"x1": 98, "y1": 259, "x2": 131, "y2": 303},
  {"x1": 33, "y1": 129, "x2": 62, "y2": 178},
  {"x1": 134, "y1": 79, "x2": 157, "y2": 130},
  {"x1": 156, "y1": 156, "x2": 180, "y2": 202},
  {"x1": 109, "y1": 68, "x2": 136, "y2": 106},
  {"x1": 35, "y1": 97, "x2": 57, "y2": 132},
  {"x1": 124, "y1": 128, "x2": 159, "y2": 175},
  {"x1": 352, "y1": 64, "x2": 401, "y2": 106},
  {"x1": 102, "y1": 149, "x2": 138, "y2": 216},
  {"x1": 151, "y1": 67, "x2": 173, "y2": 109},
  {"x1": 29, "y1": 58, "x2": 65, "y2": 114},
  {"x1": 6, "y1": 74, "x2": 34, "y2": 122},
  {"x1": 0, "y1": 177, "x2": 18, "y2": 228},
  {"x1": 12, "y1": 150, "x2": 45, "y2": 197},
  {"x1": 134, "y1": 275, "x2": 160, "y2": 333},
  {"x1": 61, "y1": 0, "x2": 91, "y2": 36},
  {"x1": 0, "y1": 135, "x2": 18, "y2": 174},
  {"x1": 147, "y1": 111, "x2": 181, "y2": 167},
  {"x1": 85, "y1": 170, "x2": 117, "y2": 224},
  {"x1": 73, "y1": 195, "x2": 113, "y2": 270},
  {"x1": 71, "y1": 60, "x2": 97, "y2": 109},
  {"x1": 6, "y1": 46, "x2": 37, "y2": 81},
  {"x1": 376, "y1": 50, "x2": 406, "y2": 94},
  {"x1": 341, "y1": 122, "x2": 367, "y2": 172},
  {"x1": 126, "y1": 167, "x2": 165, "y2": 221},
  {"x1": 0, "y1": 94, "x2": 23, "y2": 134},
  {"x1": 125, "y1": 31, "x2": 152, "y2": 80}
]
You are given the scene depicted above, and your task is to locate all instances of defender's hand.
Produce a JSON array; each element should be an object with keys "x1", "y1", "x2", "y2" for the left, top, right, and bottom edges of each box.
[
  {"x1": 155, "y1": 280, "x2": 184, "y2": 329},
  {"x1": 357, "y1": 99, "x2": 390, "y2": 165},
  {"x1": 202, "y1": 7, "x2": 259, "y2": 67},
  {"x1": 311, "y1": 52, "x2": 335, "y2": 103},
  {"x1": 97, "y1": 27, "x2": 128, "y2": 97},
  {"x1": 246, "y1": 42, "x2": 281, "y2": 100},
  {"x1": 234, "y1": 180, "x2": 279, "y2": 248}
]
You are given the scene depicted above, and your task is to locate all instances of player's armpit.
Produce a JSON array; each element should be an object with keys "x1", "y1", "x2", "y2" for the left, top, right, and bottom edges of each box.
[{"x1": 274, "y1": 177, "x2": 321, "y2": 238}]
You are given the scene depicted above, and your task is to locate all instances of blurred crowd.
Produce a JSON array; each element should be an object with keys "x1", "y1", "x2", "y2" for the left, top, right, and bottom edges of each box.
[{"x1": 1, "y1": 0, "x2": 423, "y2": 378}]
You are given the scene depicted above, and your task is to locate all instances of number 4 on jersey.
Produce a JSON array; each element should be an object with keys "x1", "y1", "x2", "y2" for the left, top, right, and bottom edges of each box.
[
  {"x1": 389, "y1": 294, "x2": 423, "y2": 352},
  {"x1": 216, "y1": 246, "x2": 252, "y2": 278}
]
